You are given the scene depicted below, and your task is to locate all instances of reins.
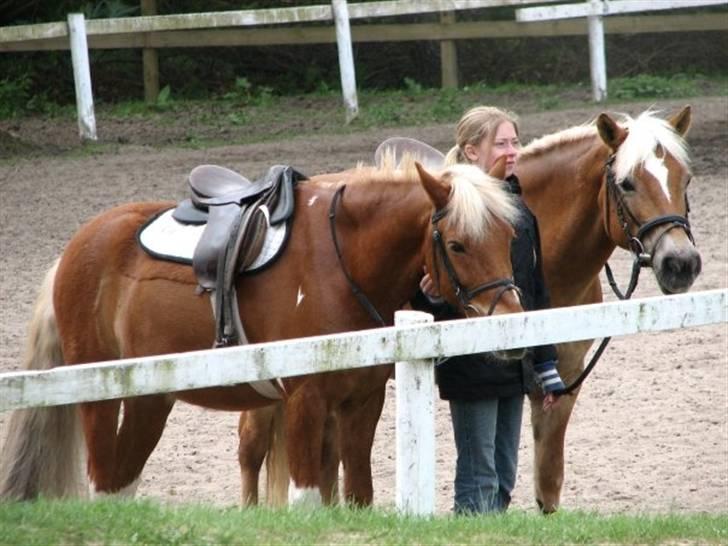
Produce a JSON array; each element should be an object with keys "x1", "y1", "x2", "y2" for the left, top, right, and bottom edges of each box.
[
  {"x1": 328, "y1": 185, "x2": 387, "y2": 327},
  {"x1": 555, "y1": 153, "x2": 694, "y2": 396},
  {"x1": 328, "y1": 184, "x2": 519, "y2": 327}
]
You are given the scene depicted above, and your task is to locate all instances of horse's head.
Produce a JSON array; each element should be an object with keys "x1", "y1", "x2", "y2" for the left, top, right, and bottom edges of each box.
[
  {"x1": 415, "y1": 161, "x2": 525, "y2": 338},
  {"x1": 597, "y1": 105, "x2": 701, "y2": 294}
]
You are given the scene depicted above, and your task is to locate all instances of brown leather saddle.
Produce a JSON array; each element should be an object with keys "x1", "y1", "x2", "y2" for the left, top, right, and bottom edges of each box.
[{"x1": 172, "y1": 164, "x2": 306, "y2": 347}]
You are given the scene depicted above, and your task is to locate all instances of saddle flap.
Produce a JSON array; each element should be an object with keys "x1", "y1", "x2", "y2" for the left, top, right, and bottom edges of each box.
[
  {"x1": 189, "y1": 164, "x2": 252, "y2": 198},
  {"x1": 192, "y1": 203, "x2": 241, "y2": 289},
  {"x1": 374, "y1": 137, "x2": 445, "y2": 171}
]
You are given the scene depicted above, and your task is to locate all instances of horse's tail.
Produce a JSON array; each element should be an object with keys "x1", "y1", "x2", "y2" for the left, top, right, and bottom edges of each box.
[
  {"x1": 265, "y1": 402, "x2": 289, "y2": 506},
  {"x1": 0, "y1": 260, "x2": 87, "y2": 500}
]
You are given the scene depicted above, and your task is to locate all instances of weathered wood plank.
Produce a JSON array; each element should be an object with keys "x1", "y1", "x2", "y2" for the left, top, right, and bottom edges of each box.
[
  {"x1": 2, "y1": 14, "x2": 724, "y2": 52},
  {"x1": 517, "y1": 0, "x2": 727, "y2": 22},
  {"x1": 0, "y1": 0, "x2": 563, "y2": 44}
]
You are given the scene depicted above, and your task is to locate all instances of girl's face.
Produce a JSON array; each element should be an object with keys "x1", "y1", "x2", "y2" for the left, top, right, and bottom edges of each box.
[{"x1": 464, "y1": 121, "x2": 520, "y2": 177}]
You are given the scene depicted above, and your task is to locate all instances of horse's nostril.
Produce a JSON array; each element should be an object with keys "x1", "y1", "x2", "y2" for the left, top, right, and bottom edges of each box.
[
  {"x1": 664, "y1": 256, "x2": 682, "y2": 275},
  {"x1": 662, "y1": 251, "x2": 701, "y2": 279}
]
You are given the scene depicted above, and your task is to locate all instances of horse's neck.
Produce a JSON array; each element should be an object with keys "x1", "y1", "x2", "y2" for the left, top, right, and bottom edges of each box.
[
  {"x1": 518, "y1": 138, "x2": 614, "y2": 305},
  {"x1": 337, "y1": 180, "x2": 430, "y2": 317}
]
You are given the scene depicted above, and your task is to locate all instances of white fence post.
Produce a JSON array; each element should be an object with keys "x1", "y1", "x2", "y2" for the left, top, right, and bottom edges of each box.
[
  {"x1": 331, "y1": 0, "x2": 359, "y2": 123},
  {"x1": 395, "y1": 309, "x2": 435, "y2": 516},
  {"x1": 588, "y1": 0, "x2": 607, "y2": 101},
  {"x1": 67, "y1": 13, "x2": 97, "y2": 141}
]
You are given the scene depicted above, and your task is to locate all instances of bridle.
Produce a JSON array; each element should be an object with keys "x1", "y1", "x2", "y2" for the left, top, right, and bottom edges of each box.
[
  {"x1": 556, "y1": 153, "x2": 695, "y2": 396},
  {"x1": 603, "y1": 153, "x2": 694, "y2": 300},
  {"x1": 328, "y1": 185, "x2": 519, "y2": 327},
  {"x1": 430, "y1": 207, "x2": 520, "y2": 317}
]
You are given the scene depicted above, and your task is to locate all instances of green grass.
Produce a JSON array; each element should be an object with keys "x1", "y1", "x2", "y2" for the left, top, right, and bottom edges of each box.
[{"x1": 0, "y1": 499, "x2": 726, "y2": 545}]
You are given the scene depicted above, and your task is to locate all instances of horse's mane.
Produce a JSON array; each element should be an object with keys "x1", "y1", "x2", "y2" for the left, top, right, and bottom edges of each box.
[
  {"x1": 613, "y1": 110, "x2": 691, "y2": 181},
  {"x1": 354, "y1": 154, "x2": 519, "y2": 241},
  {"x1": 520, "y1": 109, "x2": 690, "y2": 181},
  {"x1": 443, "y1": 164, "x2": 519, "y2": 241},
  {"x1": 520, "y1": 125, "x2": 597, "y2": 160}
]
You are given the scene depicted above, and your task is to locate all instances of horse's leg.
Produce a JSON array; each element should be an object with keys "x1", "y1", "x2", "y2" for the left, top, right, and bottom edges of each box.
[
  {"x1": 113, "y1": 395, "x2": 175, "y2": 495},
  {"x1": 320, "y1": 412, "x2": 341, "y2": 504},
  {"x1": 80, "y1": 399, "x2": 122, "y2": 495},
  {"x1": 238, "y1": 405, "x2": 278, "y2": 506},
  {"x1": 82, "y1": 395, "x2": 174, "y2": 497},
  {"x1": 284, "y1": 389, "x2": 327, "y2": 506},
  {"x1": 239, "y1": 404, "x2": 339, "y2": 507},
  {"x1": 336, "y1": 387, "x2": 387, "y2": 506},
  {"x1": 529, "y1": 339, "x2": 590, "y2": 513}
]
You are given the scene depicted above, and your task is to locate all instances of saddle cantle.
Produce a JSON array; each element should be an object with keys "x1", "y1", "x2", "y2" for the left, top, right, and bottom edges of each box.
[{"x1": 374, "y1": 136, "x2": 446, "y2": 171}]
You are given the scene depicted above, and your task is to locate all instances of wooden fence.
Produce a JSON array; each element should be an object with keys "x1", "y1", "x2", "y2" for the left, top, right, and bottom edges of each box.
[
  {"x1": 1, "y1": 0, "x2": 727, "y2": 138},
  {"x1": 1, "y1": 289, "x2": 726, "y2": 514}
]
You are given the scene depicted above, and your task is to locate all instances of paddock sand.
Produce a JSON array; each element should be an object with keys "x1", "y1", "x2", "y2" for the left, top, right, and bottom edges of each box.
[{"x1": 1, "y1": 97, "x2": 726, "y2": 514}]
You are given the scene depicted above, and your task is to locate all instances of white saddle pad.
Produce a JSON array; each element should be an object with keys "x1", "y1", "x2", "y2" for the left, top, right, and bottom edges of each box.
[{"x1": 138, "y1": 207, "x2": 287, "y2": 273}]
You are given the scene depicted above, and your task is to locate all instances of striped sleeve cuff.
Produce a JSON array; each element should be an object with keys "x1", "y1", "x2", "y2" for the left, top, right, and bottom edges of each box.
[{"x1": 533, "y1": 360, "x2": 566, "y2": 394}]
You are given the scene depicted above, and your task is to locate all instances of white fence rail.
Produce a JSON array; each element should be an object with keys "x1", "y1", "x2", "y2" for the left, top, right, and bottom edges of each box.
[{"x1": 1, "y1": 289, "x2": 726, "y2": 514}]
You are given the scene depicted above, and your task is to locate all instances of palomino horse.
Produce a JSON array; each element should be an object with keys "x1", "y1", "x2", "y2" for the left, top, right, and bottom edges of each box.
[
  {"x1": 237, "y1": 106, "x2": 701, "y2": 510},
  {"x1": 518, "y1": 105, "x2": 699, "y2": 512},
  {"x1": 0, "y1": 161, "x2": 524, "y2": 505}
]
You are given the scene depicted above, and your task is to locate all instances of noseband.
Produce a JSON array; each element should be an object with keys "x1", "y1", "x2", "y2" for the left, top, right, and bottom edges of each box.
[
  {"x1": 604, "y1": 153, "x2": 695, "y2": 300},
  {"x1": 430, "y1": 208, "x2": 520, "y2": 317}
]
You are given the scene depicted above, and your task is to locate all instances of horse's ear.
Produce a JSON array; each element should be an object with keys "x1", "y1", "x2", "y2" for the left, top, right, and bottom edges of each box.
[
  {"x1": 415, "y1": 161, "x2": 450, "y2": 210},
  {"x1": 488, "y1": 156, "x2": 507, "y2": 180},
  {"x1": 596, "y1": 113, "x2": 628, "y2": 151},
  {"x1": 668, "y1": 105, "x2": 691, "y2": 137}
]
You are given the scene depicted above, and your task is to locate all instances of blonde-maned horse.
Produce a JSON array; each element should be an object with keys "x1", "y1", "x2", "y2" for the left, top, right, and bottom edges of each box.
[
  {"x1": 237, "y1": 106, "x2": 700, "y2": 511},
  {"x1": 0, "y1": 160, "x2": 524, "y2": 506}
]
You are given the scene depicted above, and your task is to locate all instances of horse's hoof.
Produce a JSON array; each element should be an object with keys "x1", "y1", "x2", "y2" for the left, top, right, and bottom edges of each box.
[{"x1": 536, "y1": 498, "x2": 558, "y2": 515}]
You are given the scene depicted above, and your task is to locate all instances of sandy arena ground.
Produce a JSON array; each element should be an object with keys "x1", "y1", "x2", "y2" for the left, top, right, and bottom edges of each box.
[{"x1": 0, "y1": 97, "x2": 726, "y2": 514}]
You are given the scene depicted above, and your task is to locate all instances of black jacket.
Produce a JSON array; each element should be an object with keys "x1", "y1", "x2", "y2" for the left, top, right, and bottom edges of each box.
[{"x1": 413, "y1": 174, "x2": 557, "y2": 400}]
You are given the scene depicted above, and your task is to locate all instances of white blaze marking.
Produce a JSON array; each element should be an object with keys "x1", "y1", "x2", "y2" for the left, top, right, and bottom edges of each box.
[
  {"x1": 90, "y1": 476, "x2": 141, "y2": 499},
  {"x1": 644, "y1": 154, "x2": 670, "y2": 201},
  {"x1": 296, "y1": 286, "x2": 305, "y2": 307},
  {"x1": 288, "y1": 483, "x2": 322, "y2": 506},
  {"x1": 307, "y1": 196, "x2": 318, "y2": 206}
]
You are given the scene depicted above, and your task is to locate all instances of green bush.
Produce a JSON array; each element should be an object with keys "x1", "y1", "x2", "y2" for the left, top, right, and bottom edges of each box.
[{"x1": 610, "y1": 74, "x2": 698, "y2": 100}]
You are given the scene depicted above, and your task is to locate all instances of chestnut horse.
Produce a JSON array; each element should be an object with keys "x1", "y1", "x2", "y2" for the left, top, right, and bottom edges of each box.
[
  {"x1": 0, "y1": 161, "x2": 524, "y2": 505},
  {"x1": 237, "y1": 106, "x2": 701, "y2": 510}
]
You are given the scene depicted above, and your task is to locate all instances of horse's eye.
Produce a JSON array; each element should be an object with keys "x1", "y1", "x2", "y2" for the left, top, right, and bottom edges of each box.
[
  {"x1": 448, "y1": 241, "x2": 466, "y2": 253},
  {"x1": 620, "y1": 178, "x2": 636, "y2": 192}
]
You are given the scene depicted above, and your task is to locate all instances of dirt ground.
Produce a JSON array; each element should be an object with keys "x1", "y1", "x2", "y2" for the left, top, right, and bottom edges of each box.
[{"x1": 0, "y1": 96, "x2": 726, "y2": 515}]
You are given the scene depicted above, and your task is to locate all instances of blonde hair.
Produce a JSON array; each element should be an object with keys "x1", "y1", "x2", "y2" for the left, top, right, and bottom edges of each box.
[{"x1": 444, "y1": 106, "x2": 520, "y2": 166}]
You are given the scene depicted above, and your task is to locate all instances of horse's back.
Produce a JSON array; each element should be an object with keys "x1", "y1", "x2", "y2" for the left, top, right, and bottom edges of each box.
[{"x1": 54, "y1": 201, "x2": 211, "y2": 363}]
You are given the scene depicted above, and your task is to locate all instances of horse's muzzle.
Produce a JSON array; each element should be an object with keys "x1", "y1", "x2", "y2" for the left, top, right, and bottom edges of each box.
[{"x1": 653, "y1": 243, "x2": 702, "y2": 294}]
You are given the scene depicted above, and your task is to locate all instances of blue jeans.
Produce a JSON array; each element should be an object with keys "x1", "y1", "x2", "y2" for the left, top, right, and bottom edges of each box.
[{"x1": 449, "y1": 395, "x2": 524, "y2": 514}]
